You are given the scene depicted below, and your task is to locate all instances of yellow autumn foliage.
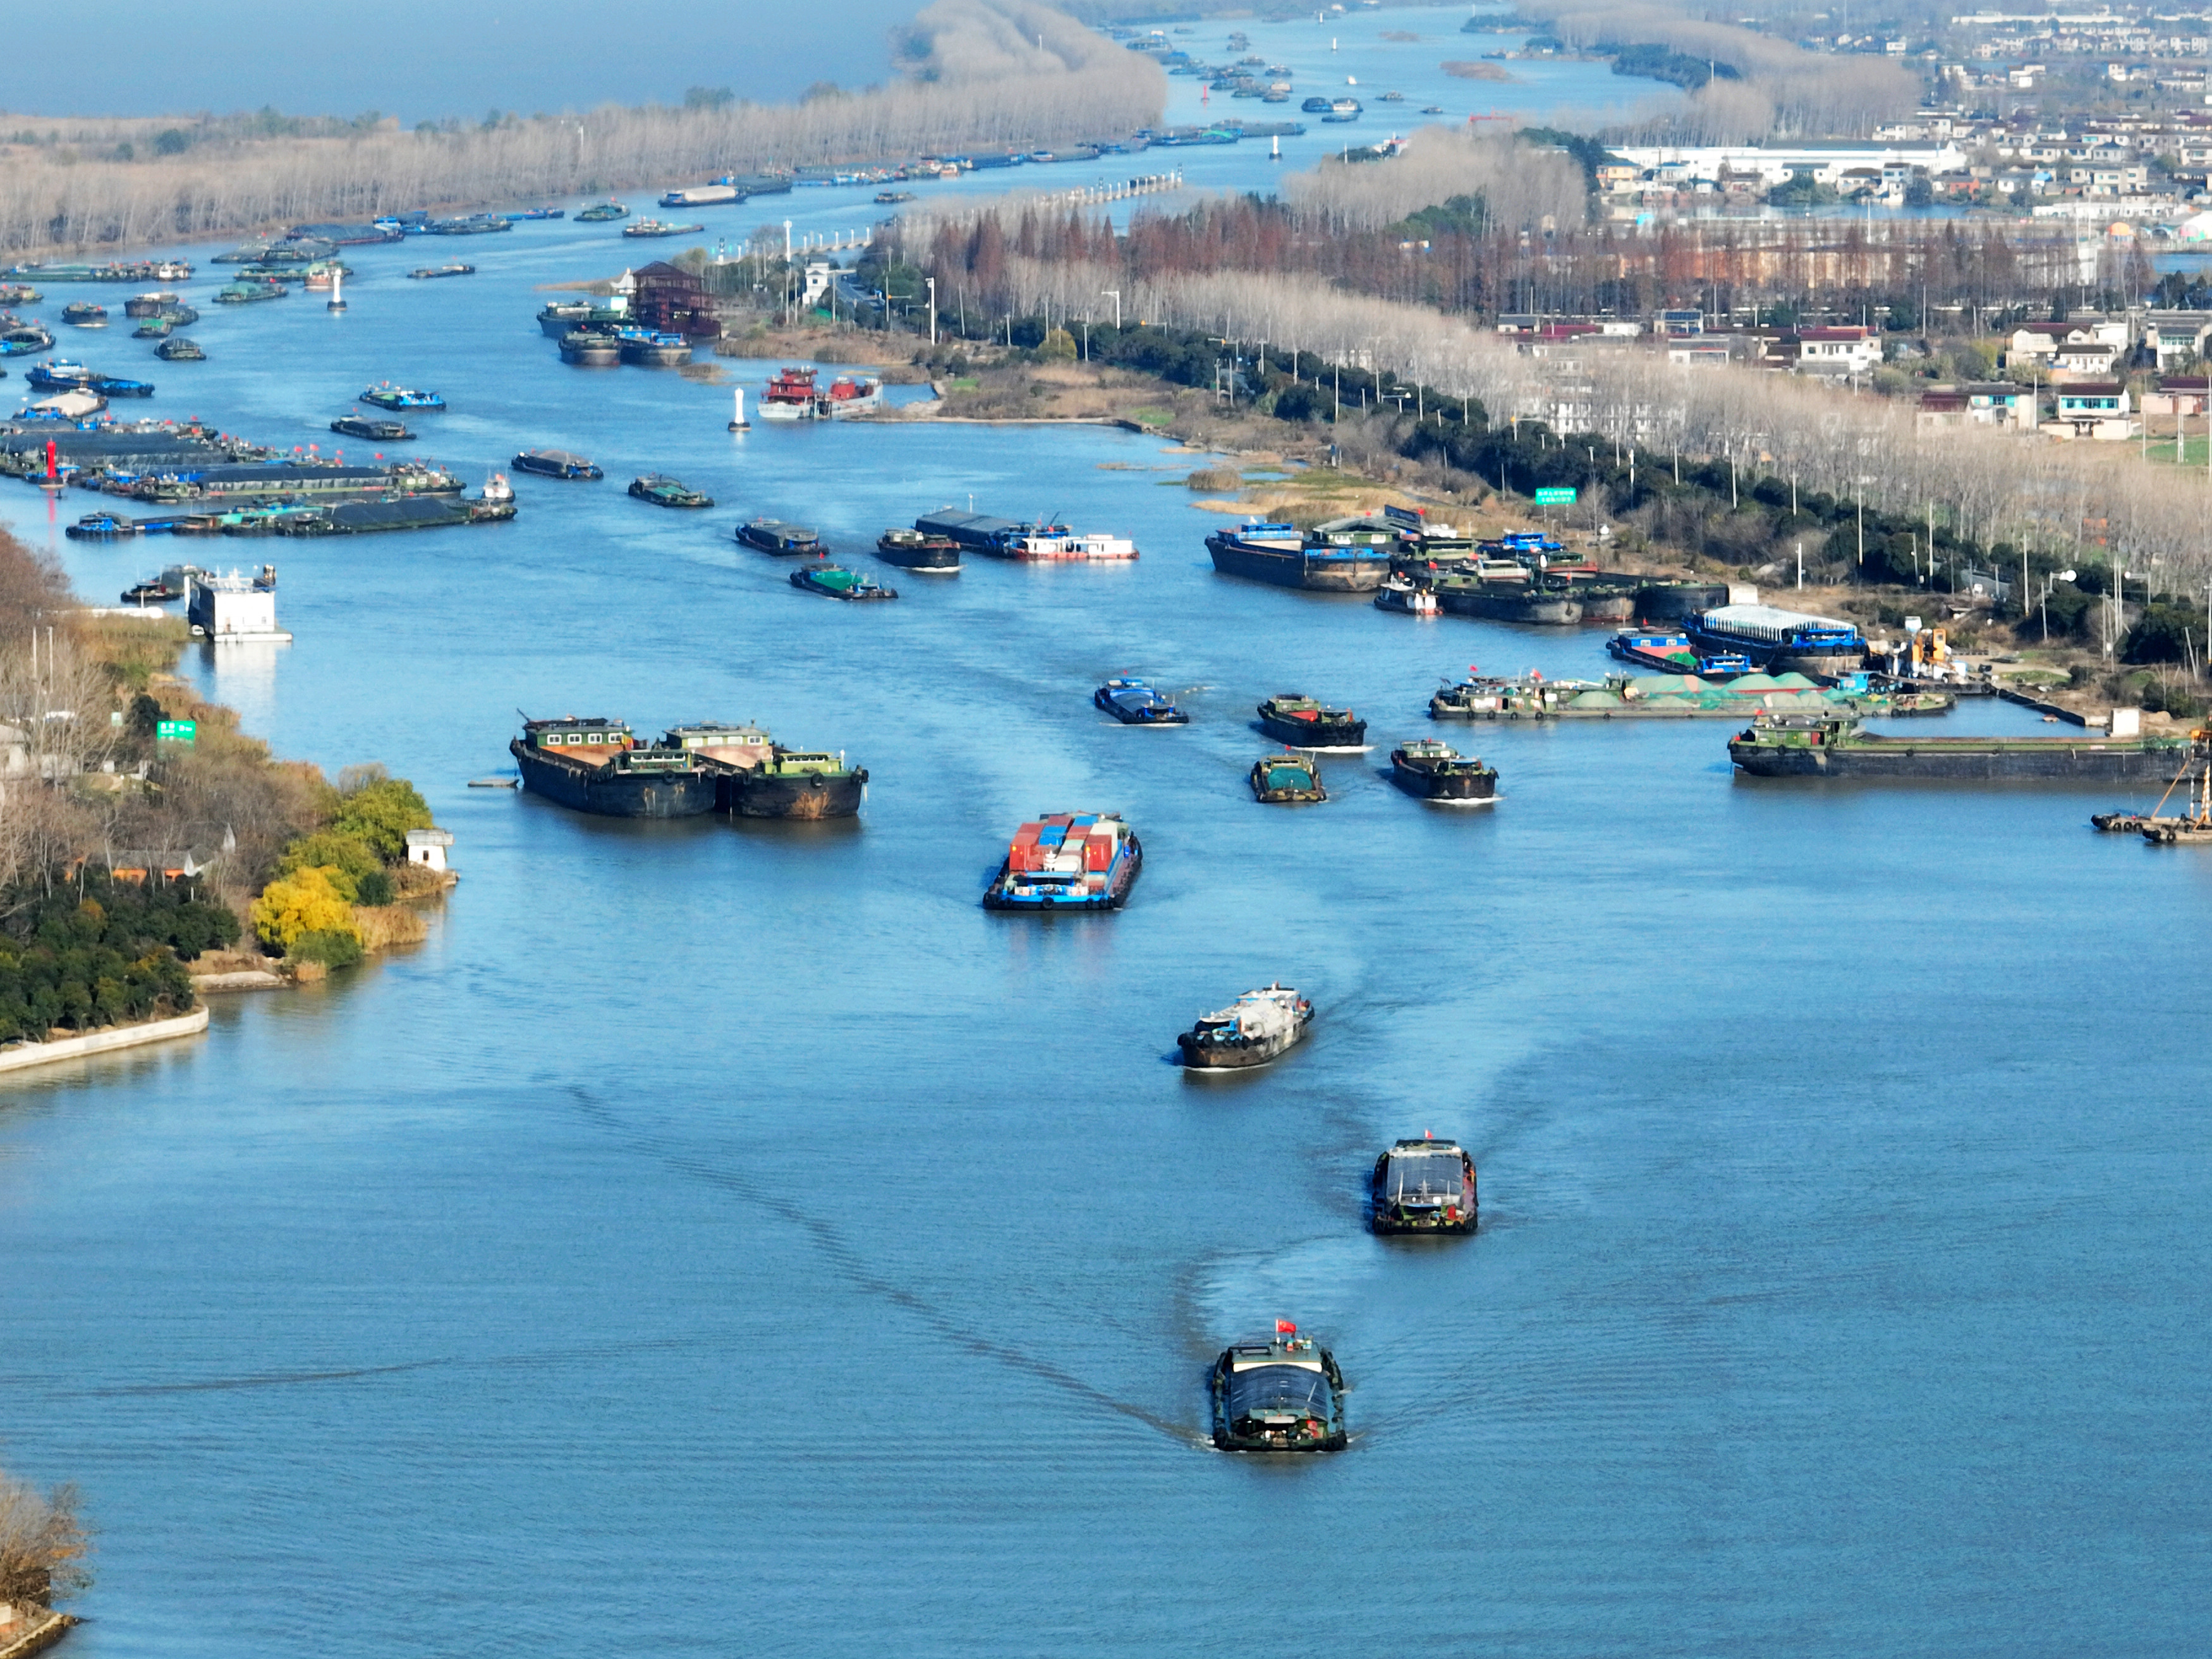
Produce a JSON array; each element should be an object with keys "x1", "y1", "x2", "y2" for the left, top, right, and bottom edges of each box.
[{"x1": 250, "y1": 866, "x2": 364, "y2": 952}]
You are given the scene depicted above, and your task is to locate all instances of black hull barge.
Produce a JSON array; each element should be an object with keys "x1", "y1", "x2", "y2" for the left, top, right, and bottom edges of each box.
[
  {"x1": 1729, "y1": 715, "x2": 2191, "y2": 782},
  {"x1": 709, "y1": 748, "x2": 866, "y2": 818},
  {"x1": 511, "y1": 717, "x2": 718, "y2": 817}
]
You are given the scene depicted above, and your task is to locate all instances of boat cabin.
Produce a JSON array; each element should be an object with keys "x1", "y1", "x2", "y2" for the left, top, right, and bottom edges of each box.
[
  {"x1": 663, "y1": 722, "x2": 772, "y2": 767},
  {"x1": 523, "y1": 717, "x2": 635, "y2": 760}
]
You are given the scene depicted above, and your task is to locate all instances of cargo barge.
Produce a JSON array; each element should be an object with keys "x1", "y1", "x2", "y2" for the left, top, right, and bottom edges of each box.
[
  {"x1": 716, "y1": 747, "x2": 867, "y2": 818},
  {"x1": 1210, "y1": 1330, "x2": 1347, "y2": 1452},
  {"x1": 1368, "y1": 1138, "x2": 1476, "y2": 1234},
  {"x1": 1177, "y1": 983, "x2": 1312, "y2": 1069},
  {"x1": 876, "y1": 528, "x2": 961, "y2": 571},
  {"x1": 1093, "y1": 677, "x2": 1186, "y2": 724},
  {"x1": 1688, "y1": 604, "x2": 1864, "y2": 677},
  {"x1": 1728, "y1": 715, "x2": 2192, "y2": 781},
  {"x1": 1205, "y1": 518, "x2": 1394, "y2": 592},
  {"x1": 1251, "y1": 752, "x2": 1325, "y2": 803},
  {"x1": 983, "y1": 813, "x2": 1141, "y2": 910},
  {"x1": 1256, "y1": 694, "x2": 1365, "y2": 750},
  {"x1": 510, "y1": 717, "x2": 719, "y2": 817},
  {"x1": 1390, "y1": 738, "x2": 1497, "y2": 800},
  {"x1": 1431, "y1": 571, "x2": 1582, "y2": 626}
]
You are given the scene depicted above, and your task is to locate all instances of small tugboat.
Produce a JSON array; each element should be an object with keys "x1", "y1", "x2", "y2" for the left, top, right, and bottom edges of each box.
[
  {"x1": 61, "y1": 302, "x2": 107, "y2": 328},
  {"x1": 332, "y1": 414, "x2": 412, "y2": 441},
  {"x1": 559, "y1": 329, "x2": 621, "y2": 366},
  {"x1": 629, "y1": 474, "x2": 714, "y2": 508},
  {"x1": 1256, "y1": 694, "x2": 1366, "y2": 750},
  {"x1": 622, "y1": 218, "x2": 704, "y2": 238},
  {"x1": 1210, "y1": 1327, "x2": 1347, "y2": 1452},
  {"x1": 983, "y1": 813, "x2": 1142, "y2": 911},
  {"x1": 575, "y1": 202, "x2": 629, "y2": 222},
  {"x1": 1251, "y1": 752, "x2": 1326, "y2": 803},
  {"x1": 511, "y1": 715, "x2": 719, "y2": 818},
  {"x1": 1177, "y1": 984, "x2": 1313, "y2": 1069},
  {"x1": 65, "y1": 511, "x2": 140, "y2": 541},
  {"x1": 875, "y1": 528, "x2": 961, "y2": 571},
  {"x1": 736, "y1": 517, "x2": 820, "y2": 553},
  {"x1": 1373, "y1": 574, "x2": 1439, "y2": 615},
  {"x1": 1390, "y1": 738, "x2": 1498, "y2": 803},
  {"x1": 513, "y1": 448, "x2": 602, "y2": 480},
  {"x1": 360, "y1": 383, "x2": 445, "y2": 411},
  {"x1": 154, "y1": 336, "x2": 205, "y2": 362},
  {"x1": 120, "y1": 568, "x2": 185, "y2": 600},
  {"x1": 406, "y1": 263, "x2": 475, "y2": 279},
  {"x1": 790, "y1": 564, "x2": 896, "y2": 601},
  {"x1": 1368, "y1": 1136, "x2": 1477, "y2": 1234},
  {"x1": 1093, "y1": 677, "x2": 1188, "y2": 724},
  {"x1": 722, "y1": 746, "x2": 868, "y2": 818}
]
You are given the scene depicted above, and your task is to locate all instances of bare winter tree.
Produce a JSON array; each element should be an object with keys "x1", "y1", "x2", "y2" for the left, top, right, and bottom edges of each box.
[{"x1": 0, "y1": 1473, "x2": 93, "y2": 1609}]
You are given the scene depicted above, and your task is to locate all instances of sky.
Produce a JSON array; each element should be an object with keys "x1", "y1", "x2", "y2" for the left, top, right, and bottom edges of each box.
[{"x1": 1, "y1": 0, "x2": 918, "y2": 121}]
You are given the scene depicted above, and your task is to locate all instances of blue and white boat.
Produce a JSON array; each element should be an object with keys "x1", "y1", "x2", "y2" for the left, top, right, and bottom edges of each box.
[
  {"x1": 1606, "y1": 629, "x2": 1753, "y2": 678},
  {"x1": 983, "y1": 813, "x2": 1142, "y2": 911},
  {"x1": 360, "y1": 383, "x2": 446, "y2": 411},
  {"x1": 1093, "y1": 677, "x2": 1189, "y2": 724}
]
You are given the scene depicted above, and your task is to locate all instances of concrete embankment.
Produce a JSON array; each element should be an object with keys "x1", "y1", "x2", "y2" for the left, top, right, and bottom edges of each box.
[{"x1": 0, "y1": 1007, "x2": 209, "y2": 1077}]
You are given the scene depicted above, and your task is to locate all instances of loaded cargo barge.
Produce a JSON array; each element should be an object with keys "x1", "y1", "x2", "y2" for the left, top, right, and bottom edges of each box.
[
  {"x1": 983, "y1": 813, "x2": 1141, "y2": 910},
  {"x1": 511, "y1": 717, "x2": 719, "y2": 817},
  {"x1": 1728, "y1": 715, "x2": 2192, "y2": 781},
  {"x1": 1205, "y1": 518, "x2": 1394, "y2": 592},
  {"x1": 1688, "y1": 604, "x2": 1864, "y2": 678}
]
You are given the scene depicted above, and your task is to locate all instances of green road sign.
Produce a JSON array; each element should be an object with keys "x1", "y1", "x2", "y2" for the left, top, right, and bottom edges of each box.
[
  {"x1": 155, "y1": 719, "x2": 197, "y2": 744},
  {"x1": 1533, "y1": 487, "x2": 1577, "y2": 506}
]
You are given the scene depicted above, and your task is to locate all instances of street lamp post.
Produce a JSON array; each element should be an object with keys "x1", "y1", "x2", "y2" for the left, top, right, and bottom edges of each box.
[
  {"x1": 1102, "y1": 289, "x2": 1121, "y2": 331},
  {"x1": 926, "y1": 277, "x2": 937, "y2": 346}
]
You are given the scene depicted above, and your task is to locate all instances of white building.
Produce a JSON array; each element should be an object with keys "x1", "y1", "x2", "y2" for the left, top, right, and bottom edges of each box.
[
  {"x1": 404, "y1": 827, "x2": 454, "y2": 873},
  {"x1": 186, "y1": 570, "x2": 291, "y2": 643},
  {"x1": 1607, "y1": 141, "x2": 1966, "y2": 190}
]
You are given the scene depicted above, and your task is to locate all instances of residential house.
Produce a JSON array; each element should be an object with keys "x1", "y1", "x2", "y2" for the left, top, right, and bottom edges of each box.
[
  {"x1": 2051, "y1": 341, "x2": 2122, "y2": 377},
  {"x1": 1793, "y1": 326, "x2": 1884, "y2": 377},
  {"x1": 1917, "y1": 382, "x2": 2038, "y2": 430},
  {"x1": 2145, "y1": 312, "x2": 2212, "y2": 367},
  {"x1": 2005, "y1": 317, "x2": 2130, "y2": 365},
  {"x1": 2142, "y1": 374, "x2": 2209, "y2": 416},
  {"x1": 2045, "y1": 380, "x2": 2134, "y2": 439}
]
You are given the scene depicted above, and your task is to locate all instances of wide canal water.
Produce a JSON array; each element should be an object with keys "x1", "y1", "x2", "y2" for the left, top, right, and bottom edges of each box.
[{"x1": 1, "y1": 76, "x2": 2207, "y2": 1656}]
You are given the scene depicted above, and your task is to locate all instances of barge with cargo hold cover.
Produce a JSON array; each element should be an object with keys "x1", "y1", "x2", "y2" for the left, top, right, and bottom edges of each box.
[
  {"x1": 1369, "y1": 1137, "x2": 1476, "y2": 1234},
  {"x1": 1210, "y1": 1328, "x2": 1347, "y2": 1452},
  {"x1": 511, "y1": 717, "x2": 719, "y2": 817},
  {"x1": 1688, "y1": 604, "x2": 1864, "y2": 677},
  {"x1": 717, "y1": 747, "x2": 867, "y2": 818},
  {"x1": 1205, "y1": 517, "x2": 1395, "y2": 592},
  {"x1": 1177, "y1": 984, "x2": 1312, "y2": 1070},
  {"x1": 983, "y1": 813, "x2": 1141, "y2": 910},
  {"x1": 1728, "y1": 714, "x2": 2192, "y2": 781}
]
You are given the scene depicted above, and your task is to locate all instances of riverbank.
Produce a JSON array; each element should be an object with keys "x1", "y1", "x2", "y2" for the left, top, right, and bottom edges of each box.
[{"x1": 0, "y1": 1007, "x2": 209, "y2": 1078}]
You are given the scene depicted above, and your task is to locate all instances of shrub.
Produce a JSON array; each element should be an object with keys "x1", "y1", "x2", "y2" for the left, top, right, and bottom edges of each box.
[
  {"x1": 330, "y1": 777, "x2": 432, "y2": 861},
  {"x1": 0, "y1": 882, "x2": 202, "y2": 1042},
  {"x1": 1040, "y1": 327, "x2": 1077, "y2": 360},
  {"x1": 1185, "y1": 467, "x2": 1241, "y2": 490},
  {"x1": 291, "y1": 928, "x2": 363, "y2": 969},
  {"x1": 250, "y1": 867, "x2": 362, "y2": 954},
  {"x1": 353, "y1": 868, "x2": 394, "y2": 906},
  {"x1": 277, "y1": 829, "x2": 381, "y2": 898}
]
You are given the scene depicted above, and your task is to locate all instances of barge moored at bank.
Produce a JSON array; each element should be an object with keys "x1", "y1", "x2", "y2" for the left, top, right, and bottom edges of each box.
[
  {"x1": 1728, "y1": 714, "x2": 2192, "y2": 781},
  {"x1": 1368, "y1": 1138, "x2": 1476, "y2": 1234},
  {"x1": 1205, "y1": 518, "x2": 1394, "y2": 591},
  {"x1": 1210, "y1": 1330, "x2": 1347, "y2": 1452},
  {"x1": 983, "y1": 813, "x2": 1141, "y2": 910},
  {"x1": 1689, "y1": 604, "x2": 1864, "y2": 677},
  {"x1": 511, "y1": 717, "x2": 719, "y2": 817},
  {"x1": 1178, "y1": 983, "x2": 1312, "y2": 1069}
]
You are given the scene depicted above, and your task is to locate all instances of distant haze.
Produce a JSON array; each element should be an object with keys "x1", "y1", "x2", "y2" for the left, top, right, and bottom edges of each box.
[{"x1": 0, "y1": 0, "x2": 918, "y2": 121}]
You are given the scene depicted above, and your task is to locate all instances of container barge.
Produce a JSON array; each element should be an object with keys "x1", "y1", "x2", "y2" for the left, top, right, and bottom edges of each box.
[
  {"x1": 511, "y1": 717, "x2": 719, "y2": 817},
  {"x1": 1728, "y1": 715, "x2": 2192, "y2": 781},
  {"x1": 983, "y1": 813, "x2": 1141, "y2": 910}
]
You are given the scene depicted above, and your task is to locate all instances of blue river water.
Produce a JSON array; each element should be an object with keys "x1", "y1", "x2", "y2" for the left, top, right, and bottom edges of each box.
[{"x1": 0, "y1": 55, "x2": 2207, "y2": 1658}]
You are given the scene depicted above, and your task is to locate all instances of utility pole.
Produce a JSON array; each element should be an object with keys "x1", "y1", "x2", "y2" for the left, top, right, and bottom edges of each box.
[
  {"x1": 1101, "y1": 289, "x2": 1120, "y2": 330},
  {"x1": 926, "y1": 277, "x2": 937, "y2": 346}
]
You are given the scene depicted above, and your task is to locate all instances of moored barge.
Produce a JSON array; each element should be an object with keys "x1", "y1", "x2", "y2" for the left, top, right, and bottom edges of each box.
[
  {"x1": 876, "y1": 528, "x2": 961, "y2": 571},
  {"x1": 1689, "y1": 604, "x2": 1864, "y2": 677},
  {"x1": 1178, "y1": 983, "x2": 1313, "y2": 1069},
  {"x1": 718, "y1": 746, "x2": 867, "y2": 818},
  {"x1": 511, "y1": 717, "x2": 719, "y2": 817},
  {"x1": 1205, "y1": 517, "x2": 1394, "y2": 592},
  {"x1": 1727, "y1": 714, "x2": 2192, "y2": 781},
  {"x1": 983, "y1": 813, "x2": 1141, "y2": 910}
]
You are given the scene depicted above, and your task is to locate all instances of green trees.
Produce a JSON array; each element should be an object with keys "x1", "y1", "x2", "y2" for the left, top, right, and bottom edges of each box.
[{"x1": 0, "y1": 875, "x2": 221, "y2": 1043}]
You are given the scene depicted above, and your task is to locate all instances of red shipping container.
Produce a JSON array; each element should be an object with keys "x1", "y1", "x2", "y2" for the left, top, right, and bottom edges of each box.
[{"x1": 1085, "y1": 837, "x2": 1112, "y2": 871}]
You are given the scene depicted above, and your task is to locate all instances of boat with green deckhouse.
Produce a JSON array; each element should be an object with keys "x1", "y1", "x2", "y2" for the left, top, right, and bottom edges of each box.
[
  {"x1": 1250, "y1": 752, "x2": 1325, "y2": 803},
  {"x1": 510, "y1": 716, "x2": 719, "y2": 818},
  {"x1": 790, "y1": 564, "x2": 895, "y2": 601},
  {"x1": 360, "y1": 384, "x2": 445, "y2": 411},
  {"x1": 629, "y1": 474, "x2": 713, "y2": 508},
  {"x1": 719, "y1": 746, "x2": 867, "y2": 818}
]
